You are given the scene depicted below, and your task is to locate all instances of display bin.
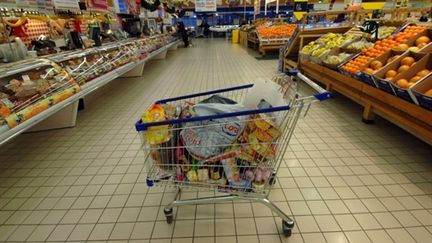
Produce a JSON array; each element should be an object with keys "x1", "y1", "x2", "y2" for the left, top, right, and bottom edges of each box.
[
  {"x1": 413, "y1": 75, "x2": 432, "y2": 110},
  {"x1": 48, "y1": 49, "x2": 107, "y2": 85},
  {"x1": 0, "y1": 59, "x2": 81, "y2": 128},
  {"x1": 390, "y1": 53, "x2": 432, "y2": 104},
  {"x1": 372, "y1": 51, "x2": 426, "y2": 96}
]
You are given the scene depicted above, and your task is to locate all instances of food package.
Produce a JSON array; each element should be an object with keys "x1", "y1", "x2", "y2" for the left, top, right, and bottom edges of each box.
[
  {"x1": 4, "y1": 83, "x2": 81, "y2": 128},
  {"x1": 142, "y1": 104, "x2": 171, "y2": 145},
  {"x1": 235, "y1": 114, "x2": 281, "y2": 163},
  {"x1": 180, "y1": 103, "x2": 247, "y2": 160}
]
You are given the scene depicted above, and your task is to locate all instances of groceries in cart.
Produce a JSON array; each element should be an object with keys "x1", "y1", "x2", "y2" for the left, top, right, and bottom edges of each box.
[{"x1": 139, "y1": 80, "x2": 290, "y2": 193}]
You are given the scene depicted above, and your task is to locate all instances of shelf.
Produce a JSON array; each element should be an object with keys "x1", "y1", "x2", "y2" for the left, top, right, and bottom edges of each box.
[
  {"x1": 300, "y1": 61, "x2": 432, "y2": 145},
  {"x1": 0, "y1": 39, "x2": 180, "y2": 146}
]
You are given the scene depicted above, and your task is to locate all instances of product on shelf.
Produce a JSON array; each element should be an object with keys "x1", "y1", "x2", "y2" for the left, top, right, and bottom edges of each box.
[
  {"x1": 344, "y1": 39, "x2": 374, "y2": 53},
  {"x1": 0, "y1": 60, "x2": 81, "y2": 127},
  {"x1": 340, "y1": 55, "x2": 373, "y2": 75},
  {"x1": 363, "y1": 26, "x2": 397, "y2": 40},
  {"x1": 316, "y1": 33, "x2": 358, "y2": 48},
  {"x1": 256, "y1": 24, "x2": 297, "y2": 39},
  {"x1": 323, "y1": 53, "x2": 352, "y2": 68},
  {"x1": 341, "y1": 25, "x2": 429, "y2": 75}
]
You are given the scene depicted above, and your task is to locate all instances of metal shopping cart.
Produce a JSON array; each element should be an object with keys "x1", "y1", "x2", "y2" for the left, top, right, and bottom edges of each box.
[{"x1": 135, "y1": 71, "x2": 331, "y2": 237}]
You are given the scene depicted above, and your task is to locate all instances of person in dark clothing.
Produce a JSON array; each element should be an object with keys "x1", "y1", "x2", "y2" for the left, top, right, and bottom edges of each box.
[
  {"x1": 200, "y1": 20, "x2": 210, "y2": 37},
  {"x1": 177, "y1": 22, "x2": 189, "y2": 48},
  {"x1": 419, "y1": 11, "x2": 429, "y2": 22},
  {"x1": 334, "y1": 13, "x2": 346, "y2": 23}
]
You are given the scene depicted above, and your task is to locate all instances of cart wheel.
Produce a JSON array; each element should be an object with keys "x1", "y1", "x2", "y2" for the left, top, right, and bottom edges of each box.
[
  {"x1": 282, "y1": 220, "x2": 294, "y2": 237},
  {"x1": 269, "y1": 173, "x2": 277, "y2": 185},
  {"x1": 164, "y1": 208, "x2": 173, "y2": 224}
]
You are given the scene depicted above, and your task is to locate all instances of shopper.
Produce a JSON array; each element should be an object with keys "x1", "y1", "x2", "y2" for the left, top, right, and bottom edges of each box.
[
  {"x1": 200, "y1": 20, "x2": 210, "y2": 37},
  {"x1": 177, "y1": 22, "x2": 189, "y2": 48},
  {"x1": 419, "y1": 11, "x2": 429, "y2": 22}
]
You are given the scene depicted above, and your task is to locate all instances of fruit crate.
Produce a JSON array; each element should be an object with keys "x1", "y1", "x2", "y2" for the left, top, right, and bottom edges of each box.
[
  {"x1": 413, "y1": 74, "x2": 432, "y2": 111},
  {"x1": 337, "y1": 53, "x2": 363, "y2": 80},
  {"x1": 374, "y1": 77, "x2": 397, "y2": 95},
  {"x1": 358, "y1": 72, "x2": 378, "y2": 87}
]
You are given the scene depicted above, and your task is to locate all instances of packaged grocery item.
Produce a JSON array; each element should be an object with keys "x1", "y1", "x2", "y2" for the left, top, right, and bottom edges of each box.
[
  {"x1": 235, "y1": 114, "x2": 281, "y2": 163},
  {"x1": 142, "y1": 104, "x2": 170, "y2": 145},
  {"x1": 221, "y1": 158, "x2": 241, "y2": 183},
  {"x1": 180, "y1": 103, "x2": 247, "y2": 160}
]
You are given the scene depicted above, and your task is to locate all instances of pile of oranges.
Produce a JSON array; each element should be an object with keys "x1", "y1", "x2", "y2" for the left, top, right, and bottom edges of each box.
[
  {"x1": 256, "y1": 24, "x2": 297, "y2": 38},
  {"x1": 341, "y1": 55, "x2": 373, "y2": 74},
  {"x1": 363, "y1": 25, "x2": 428, "y2": 58},
  {"x1": 341, "y1": 25, "x2": 429, "y2": 74}
]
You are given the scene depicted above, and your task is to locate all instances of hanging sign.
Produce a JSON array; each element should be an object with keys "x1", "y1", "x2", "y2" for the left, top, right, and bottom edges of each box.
[
  {"x1": 114, "y1": 0, "x2": 139, "y2": 14},
  {"x1": 86, "y1": 0, "x2": 109, "y2": 12},
  {"x1": 195, "y1": 0, "x2": 217, "y2": 12},
  {"x1": 37, "y1": 0, "x2": 54, "y2": 12},
  {"x1": 15, "y1": 0, "x2": 39, "y2": 8},
  {"x1": 126, "y1": 0, "x2": 139, "y2": 15},
  {"x1": 52, "y1": 0, "x2": 80, "y2": 10},
  {"x1": 254, "y1": 0, "x2": 260, "y2": 15},
  {"x1": 395, "y1": 0, "x2": 409, "y2": 8},
  {"x1": 113, "y1": 0, "x2": 129, "y2": 13},
  {"x1": 0, "y1": 0, "x2": 15, "y2": 4}
]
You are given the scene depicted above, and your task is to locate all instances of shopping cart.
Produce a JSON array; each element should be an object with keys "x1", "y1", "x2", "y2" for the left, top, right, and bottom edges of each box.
[{"x1": 135, "y1": 71, "x2": 331, "y2": 237}]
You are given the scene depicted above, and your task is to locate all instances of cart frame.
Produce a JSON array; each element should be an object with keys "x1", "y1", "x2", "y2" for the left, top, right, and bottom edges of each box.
[{"x1": 135, "y1": 70, "x2": 331, "y2": 237}]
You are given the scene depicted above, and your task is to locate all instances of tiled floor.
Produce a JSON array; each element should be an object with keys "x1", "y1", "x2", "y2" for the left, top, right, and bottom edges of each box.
[{"x1": 0, "y1": 39, "x2": 432, "y2": 243}]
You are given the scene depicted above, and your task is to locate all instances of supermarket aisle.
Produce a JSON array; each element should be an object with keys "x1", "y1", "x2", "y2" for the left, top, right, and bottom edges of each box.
[{"x1": 0, "y1": 39, "x2": 431, "y2": 243}]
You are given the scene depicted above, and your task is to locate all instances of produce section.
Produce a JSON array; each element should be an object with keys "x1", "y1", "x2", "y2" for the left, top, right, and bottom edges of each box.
[{"x1": 295, "y1": 21, "x2": 432, "y2": 144}]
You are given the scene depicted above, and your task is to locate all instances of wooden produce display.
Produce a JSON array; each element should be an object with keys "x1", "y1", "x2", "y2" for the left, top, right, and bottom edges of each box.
[
  {"x1": 239, "y1": 30, "x2": 249, "y2": 47},
  {"x1": 300, "y1": 61, "x2": 432, "y2": 145},
  {"x1": 256, "y1": 24, "x2": 298, "y2": 55},
  {"x1": 297, "y1": 23, "x2": 432, "y2": 145},
  {"x1": 283, "y1": 10, "x2": 356, "y2": 68}
]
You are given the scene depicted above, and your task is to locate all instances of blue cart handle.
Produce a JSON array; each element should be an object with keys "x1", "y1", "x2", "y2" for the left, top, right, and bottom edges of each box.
[
  {"x1": 287, "y1": 70, "x2": 332, "y2": 101},
  {"x1": 135, "y1": 104, "x2": 290, "y2": 131}
]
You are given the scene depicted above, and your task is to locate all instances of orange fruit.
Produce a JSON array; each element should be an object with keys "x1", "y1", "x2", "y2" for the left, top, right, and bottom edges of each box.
[
  {"x1": 417, "y1": 42, "x2": 427, "y2": 48},
  {"x1": 401, "y1": 57, "x2": 415, "y2": 66},
  {"x1": 398, "y1": 65, "x2": 410, "y2": 73},
  {"x1": 370, "y1": 60, "x2": 383, "y2": 70},
  {"x1": 424, "y1": 89, "x2": 432, "y2": 97},
  {"x1": 387, "y1": 55, "x2": 400, "y2": 64},
  {"x1": 417, "y1": 69, "x2": 430, "y2": 77},
  {"x1": 396, "y1": 79, "x2": 409, "y2": 88},
  {"x1": 416, "y1": 36, "x2": 431, "y2": 46},
  {"x1": 364, "y1": 68, "x2": 374, "y2": 74},
  {"x1": 409, "y1": 76, "x2": 422, "y2": 83},
  {"x1": 385, "y1": 70, "x2": 397, "y2": 78}
]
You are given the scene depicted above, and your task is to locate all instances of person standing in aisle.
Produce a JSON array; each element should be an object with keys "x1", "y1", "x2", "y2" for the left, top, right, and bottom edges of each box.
[{"x1": 177, "y1": 22, "x2": 189, "y2": 48}]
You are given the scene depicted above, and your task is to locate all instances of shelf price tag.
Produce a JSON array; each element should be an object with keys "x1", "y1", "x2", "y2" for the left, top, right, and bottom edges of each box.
[{"x1": 52, "y1": 0, "x2": 80, "y2": 10}]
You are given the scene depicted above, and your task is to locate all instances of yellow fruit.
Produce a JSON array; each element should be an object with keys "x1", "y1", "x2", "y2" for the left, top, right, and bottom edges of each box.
[
  {"x1": 417, "y1": 42, "x2": 427, "y2": 49},
  {"x1": 398, "y1": 65, "x2": 410, "y2": 73},
  {"x1": 370, "y1": 60, "x2": 383, "y2": 70},
  {"x1": 401, "y1": 57, "x2": 415, "y2": 66},
  {"x1": 409, "y1": 76, "x2": 422, "y2": 83},
  {"x1": 416, "y1": 36, "x2": 431, "y2": 46},
  {"x1": 424, "y1": 89, "x2": 432, "y2": 97},
  {"x1": 385, "y1": 70, "x2": 397, "y2": 78},
  {"x1": 364, "y1": 68, "x2": 374, "y2": 74},
  {"x1": 396, "y1": 79, "x2": 409, "y2": 88},
  {"x1": 417, "y1": 69, "x2": 430, "y2": 77}
]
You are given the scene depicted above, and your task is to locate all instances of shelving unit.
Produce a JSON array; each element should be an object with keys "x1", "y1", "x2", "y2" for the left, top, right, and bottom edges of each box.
[
  {"x1": 0, "y1": 39, "x2": 181, "y2": 146},
  {"x1": 300, "y1": 61, "x2": 432, "y2": 145}
]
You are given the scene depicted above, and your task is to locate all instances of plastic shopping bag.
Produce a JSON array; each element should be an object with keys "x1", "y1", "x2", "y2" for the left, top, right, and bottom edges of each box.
[{"x1": 180, "y1": 103, "x2": 247, "y2": 161}]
